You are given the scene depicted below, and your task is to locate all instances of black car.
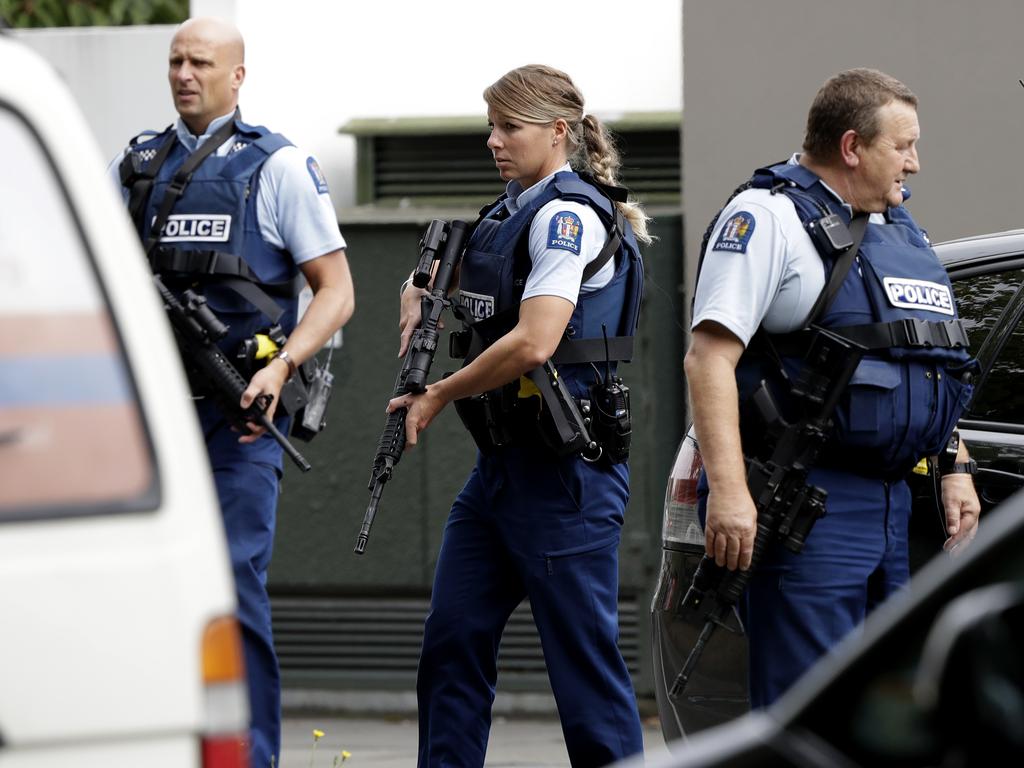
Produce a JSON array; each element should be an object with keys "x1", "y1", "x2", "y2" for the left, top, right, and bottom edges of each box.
[{"x1": 651, "y1": 229, "x2": 1024, "y2": 745}]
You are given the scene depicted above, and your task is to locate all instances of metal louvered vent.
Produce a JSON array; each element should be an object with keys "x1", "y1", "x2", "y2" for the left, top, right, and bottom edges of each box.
[
  {"x1": 366, "y1": 129, "x2": 679, "y2": 206},
  {"x1": 373, "y1": 133, "x2": 501, "y2": 204},
  {"x1": 272, "y1": 594, "x2": 640, "y2": 689}
]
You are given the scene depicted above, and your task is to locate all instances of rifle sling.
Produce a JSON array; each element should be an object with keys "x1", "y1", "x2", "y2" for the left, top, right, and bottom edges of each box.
[{"x1": 143, "y1": 110, "x2": 240, "y2": 255}]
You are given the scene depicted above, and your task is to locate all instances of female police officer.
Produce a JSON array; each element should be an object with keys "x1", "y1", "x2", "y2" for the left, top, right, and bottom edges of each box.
[{"x1": 390, "y1": 65, "x2": 649, "y2": 767}]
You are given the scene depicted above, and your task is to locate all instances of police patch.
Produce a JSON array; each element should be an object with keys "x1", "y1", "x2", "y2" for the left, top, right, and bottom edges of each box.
[
  {"x1": 882, "y1": 277, "x2": 954, "y2": 316},
  {"x1": 306, "y1": 156, "x2": 330, "y2": 194},
  {"x1": 712, "y1": 211, "x2": 756, "y2": 254},
  {"x1": 548, "y1": 211, "x2": 583, "y2": 254},
  {"x1": 460, "y1": 290, "x2": 495, "y2": 321},
  {"x1": 157, "y1": 214, "x2": 231, "y2": 242}
]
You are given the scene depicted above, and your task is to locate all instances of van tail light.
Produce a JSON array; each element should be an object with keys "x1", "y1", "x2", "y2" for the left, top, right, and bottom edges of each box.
[
  {"x1": 201, "y1": 616, "x2": 250, "y2": 768},
  {"x1": 662, "y1": 428, "x2": 706, "y2": 548}
]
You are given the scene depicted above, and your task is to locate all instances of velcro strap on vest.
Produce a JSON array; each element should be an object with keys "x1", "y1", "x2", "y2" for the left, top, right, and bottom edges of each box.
[
  {"x1": 771, "y1": 318, "x2": 969, "y2": 355},
  {"x1": 150, "y1": 247, "x2": 304, "y2": 323},
  {"x1": 149, "y1": 247, "x2": 304, "y2": 297},
  {"x1": 829, "y1": 318, "x2": 970, "y2": 350},
  {"x1": 551, "y1": 336, "x2": 634, "y2": 365}
]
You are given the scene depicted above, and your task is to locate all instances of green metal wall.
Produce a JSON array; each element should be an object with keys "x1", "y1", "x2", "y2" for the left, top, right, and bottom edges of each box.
[{"x1": 268, "y1": 211, "x2": 685, "y2": 695}]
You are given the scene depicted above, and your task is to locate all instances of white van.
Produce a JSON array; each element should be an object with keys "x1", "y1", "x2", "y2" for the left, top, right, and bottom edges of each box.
[{"x1": 0, "y1": 33, "x2": 248, "y2": 768}]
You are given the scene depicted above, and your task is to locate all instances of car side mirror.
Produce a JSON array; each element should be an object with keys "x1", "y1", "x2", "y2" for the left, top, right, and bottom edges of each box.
[{"x1": 913, "y1": 582, "x2": 1024, "y2": 757}]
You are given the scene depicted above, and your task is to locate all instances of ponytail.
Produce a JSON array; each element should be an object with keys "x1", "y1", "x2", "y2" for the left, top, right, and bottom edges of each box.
[{"x1": 578, "y1": 115, "x2": 652, "y2": 245}]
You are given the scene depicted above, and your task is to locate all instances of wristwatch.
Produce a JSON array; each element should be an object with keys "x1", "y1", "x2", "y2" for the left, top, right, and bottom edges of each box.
[
  {"x1": 272, "y1": 349, "x2": 298, "y2": 381},
  {"x1": 943, "y1": 459, "x2": 978, "y2": 476}
]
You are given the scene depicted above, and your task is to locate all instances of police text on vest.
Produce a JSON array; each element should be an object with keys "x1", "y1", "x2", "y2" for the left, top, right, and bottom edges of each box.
[
  {"x1": 882, "y1": 277, "x2": 954, "y2": 316},
  {"x1": 460, "y1": 290, "x2": 495, "y2": 321},
  {"x1": 157, "y1": 214, "x2": 232, "y2": 242}
]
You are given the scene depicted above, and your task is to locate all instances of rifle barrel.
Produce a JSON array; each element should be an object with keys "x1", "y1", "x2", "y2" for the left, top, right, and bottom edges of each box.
[
  {"x1": 260, "y1": 414, "x2": 311, "y2": 472},
  {"x1": 669, "y1": 620, "x2": 717, "y2": 700},
  {"x1": 354, "y1": 478, "x2": 386, "y2": 555}
]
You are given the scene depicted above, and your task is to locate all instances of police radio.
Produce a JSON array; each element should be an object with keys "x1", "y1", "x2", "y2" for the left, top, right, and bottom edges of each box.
[
  {"x1": 586, "y1": 325, "x2": 632, "y2": 464},
  {"x1": 291, "y1": 343, "x2": 334, "y2": 442},
  {"x1": 805, "y1": 212, "x2": 854, "y2": 257}
]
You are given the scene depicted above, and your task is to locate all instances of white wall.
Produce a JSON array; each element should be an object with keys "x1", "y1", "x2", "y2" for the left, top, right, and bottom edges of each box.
[
  {"x1": 16, "y1": 0, "x2": 682, "y2": 211},
  {"x1": 13, "y1": 25, "x2": 178, "y2": 161}
]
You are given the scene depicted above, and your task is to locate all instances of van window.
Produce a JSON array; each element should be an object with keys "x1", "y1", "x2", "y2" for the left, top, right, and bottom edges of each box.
[{"x1": 0, "y1": 107, "x2": 155, "y2": 519}]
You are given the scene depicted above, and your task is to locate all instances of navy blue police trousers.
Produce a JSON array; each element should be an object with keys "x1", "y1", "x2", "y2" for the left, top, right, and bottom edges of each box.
[
  {"x1": 213, "y1": 459, "x2": 281, "y2": 768},
  {"x1": 417, "y1": 447, "x2": 644, "y2": 767},
  {"x1": 701, "y1": 466, "x2": 911, "y2": 708}
]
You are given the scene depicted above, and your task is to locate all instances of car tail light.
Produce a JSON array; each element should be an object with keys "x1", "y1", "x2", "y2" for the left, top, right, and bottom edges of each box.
[
  {"x1": 201, "y1": 616, "x2": 250, "y2": 768},
  {"x1": 662, "y1": 427, "x2": 705, "y2": 548}
]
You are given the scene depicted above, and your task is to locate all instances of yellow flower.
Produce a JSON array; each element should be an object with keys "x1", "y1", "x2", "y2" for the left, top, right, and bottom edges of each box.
[
  {"x1": 313, "y1": 729, "x2": 325, "y2": 740},
  {"x1": 341, "y1": 751, "x2": 352, "y2": 760}
]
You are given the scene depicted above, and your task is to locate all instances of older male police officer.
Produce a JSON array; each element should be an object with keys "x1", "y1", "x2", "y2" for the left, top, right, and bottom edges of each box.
[
  {"x1": 685, "y1": 69, "x2": 980, "y2": 707},
  {"x1": 109, "y1": 17, "x2": 354, "y2": 767}
]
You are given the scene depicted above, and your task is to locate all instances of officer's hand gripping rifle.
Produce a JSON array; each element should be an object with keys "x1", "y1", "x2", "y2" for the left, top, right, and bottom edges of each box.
[
  {"x1": 354, "y1": 219, "x2": 470, "y2": 555},
  {"x1": 668, "y1": 328, "x2": 865, "y2": 699},
  {"x1": 153, "y1": 274, "x2": 311, "y2": 472}
]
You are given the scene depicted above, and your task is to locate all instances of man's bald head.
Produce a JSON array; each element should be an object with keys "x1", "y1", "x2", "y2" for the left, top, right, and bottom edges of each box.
[{"x1": 168, "y1": 17, "x2": 246, "y2": 135}]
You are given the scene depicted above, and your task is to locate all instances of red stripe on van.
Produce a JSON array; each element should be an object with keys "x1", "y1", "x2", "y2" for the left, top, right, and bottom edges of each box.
[
  {"x1": 0, "y1": 404, "x2": 152, "y2": 510},
  {"x1": 0, "y1": 313, "x2": 118, "y2": 356}
]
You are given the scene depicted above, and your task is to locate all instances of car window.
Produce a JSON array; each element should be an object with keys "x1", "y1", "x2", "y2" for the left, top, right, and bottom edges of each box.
[
  {"x1": 968, "y1": 321, "x2": 1024, "y2": 423},
  {"x1": 954, "y1": 269, "x2": 1024, "y2": 422},
  {"x1": 0, "y1": 107, "x2": 155, "y2": 519}
]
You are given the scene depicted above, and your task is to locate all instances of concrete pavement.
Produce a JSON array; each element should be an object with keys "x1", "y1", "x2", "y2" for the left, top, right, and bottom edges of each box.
[{"x1": 281, "y1": 713, "x2": 672, "y2": 767}]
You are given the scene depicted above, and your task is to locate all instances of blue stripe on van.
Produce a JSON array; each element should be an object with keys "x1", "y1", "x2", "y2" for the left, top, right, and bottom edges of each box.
[{"x1": 0, "y1": 355, "x2": 132, "y2": 405}]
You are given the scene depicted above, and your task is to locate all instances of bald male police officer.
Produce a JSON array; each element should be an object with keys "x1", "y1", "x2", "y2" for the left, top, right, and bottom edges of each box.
[
  {"x1": 109, "y1": 17, "x2": 354, "y2": 768},
  {"x1": 685, "y1": 68, "x2": 980, "y2": 708}
]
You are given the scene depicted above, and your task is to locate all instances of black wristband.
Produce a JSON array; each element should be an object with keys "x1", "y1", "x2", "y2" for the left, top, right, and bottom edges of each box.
[
  {"x1": 942, "y1": 459, "x2": 977, "y2": 476},
  {"x1": 937, "y1": 430, "x2": 960, "y2": 475}
]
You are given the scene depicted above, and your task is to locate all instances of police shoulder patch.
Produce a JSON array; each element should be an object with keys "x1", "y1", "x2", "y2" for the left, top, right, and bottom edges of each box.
[
  {"x1": 547, "y1": 210, "x2": 583, "y2": 254},
  {"x1": 306, "y1": 156, "x2": 330, "y2": 194},
  {"x1": 713, "y1": 211, "x2": 756, "y2": 254}
]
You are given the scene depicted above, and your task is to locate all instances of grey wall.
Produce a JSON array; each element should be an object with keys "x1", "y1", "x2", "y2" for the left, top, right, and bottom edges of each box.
[
  {"x1": 13, "y1": 26, "x2": 177, "y2": 162},
  {"x1": 684, "y1": 0, "x2": 1024, "y2": 307}
]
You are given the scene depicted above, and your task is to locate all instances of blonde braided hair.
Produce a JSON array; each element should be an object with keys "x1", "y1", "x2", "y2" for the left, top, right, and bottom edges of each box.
[{"x1": 484, "y1": 64, "x2": 652, "y2": 244}]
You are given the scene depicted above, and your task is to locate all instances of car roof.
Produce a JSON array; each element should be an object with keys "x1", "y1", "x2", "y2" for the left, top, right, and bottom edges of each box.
[{"x1": 935, "y1": 229, "x2": 1024, "y2": 270}]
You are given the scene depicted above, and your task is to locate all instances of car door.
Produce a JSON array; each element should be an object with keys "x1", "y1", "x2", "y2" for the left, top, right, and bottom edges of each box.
[
  {"x1": 906, "y1": 252, "x2": 1024, "y2": 568},
  {"x1": 951, "y1": 257, "x2": 1024, "y2": 506}
]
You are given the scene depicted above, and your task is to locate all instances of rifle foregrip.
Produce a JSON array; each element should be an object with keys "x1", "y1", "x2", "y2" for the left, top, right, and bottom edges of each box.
[
  {"x1": 195, "y1": 344, "x2": 250, "y2": 401},
  {"x1": 375, "y1": 408, "x2": 408, "y2": 463}
]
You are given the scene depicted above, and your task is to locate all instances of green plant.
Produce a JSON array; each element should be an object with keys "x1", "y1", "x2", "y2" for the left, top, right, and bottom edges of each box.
[{"x1": 0, "y1": 0, "x2": 187, "y2": 28}]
